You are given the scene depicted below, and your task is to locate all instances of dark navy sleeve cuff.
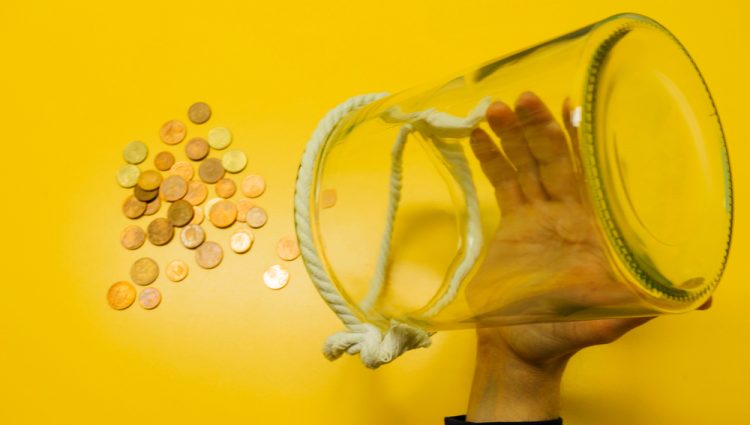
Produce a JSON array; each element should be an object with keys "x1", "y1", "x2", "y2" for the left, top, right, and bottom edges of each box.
[{"x1": 444, "y1": 415, "x2": 562, "y2": 425}]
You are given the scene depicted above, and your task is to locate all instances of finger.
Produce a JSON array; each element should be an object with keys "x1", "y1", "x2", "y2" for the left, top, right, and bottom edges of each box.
[
  {"x1": 698, "y1": 297, "x2": 713, "y2": 310},
  {"x1": 469, "y1": 128, "x2": 524, "y2": 211},
  {"x1": 514, "y1": 92, "x2": 579, "y2": 201},
  {"x1": 486, "y1": 101, "x2": 547, "y2": 202}
]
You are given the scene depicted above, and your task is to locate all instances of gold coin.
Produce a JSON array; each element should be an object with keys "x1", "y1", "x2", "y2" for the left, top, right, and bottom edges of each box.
[
  {"x1": 137, "y1": 169, "x2": 163, "y2": 191},
  {"x1": 139, "y1": 287, "x2": 162, "y2": 310},
  {"x1": 263, "y1": 265, "x2": 289, "y2": 290},
  {"x1": 230, "y1": 229, "x2": 254, "y2": 253},
  {"x1": 320, "y1": 188, "x2": 337, "y2": 209},
  {"x1": 241, "y1": 174, "x2": 266, "y2": 198},
  {"x1": 123, "y1": 140, "x2": 148, "y2": 164},
  {"x1": 107, "y1": 281, "x2": 136, "y2": 310},
  {"x1": 221, "y1": 150, "x2": 247, "y2": 173},
  {"x1": 168, "y1": 199, "x2": 194, "y2": 227},
  {"x1": 165, "y1": 260, "x2": 189, "y2": 282},
  {"x1": 130, "y1": 257, "x2": 159, "y2": 286},
  {"x1": 215, "y1": 178, "x2": 236, "y2": 198},
  {"x1": 160, "y1": 175, "x2": 188, "y2": 201},
  {"x1": 195, "y1": 241, "x2": 223, "y2": 269},
  {"x1": 184, "y1": 181, "x2": 208, "y2": 205},
  {"x1": 276, "y1": 234, "x2": 300, "y2": 261},
  {"x1": 180, "y1": 223, "x2": 205, "y2": 249},
  {"x1": 236, "y1": 198, "x2": 255, "y2": 223},
  {"x1": 246, "y1": 206, "x2": 268, "y2": 228},
  {"x1": 188, "y1": 102, "x2": 212, "y2": 124},
  {"x1": 122, "y1": 195, "x2": 147, "y2": 219},
  {"x1": 116, "y1": 164, "x2": 140, "y2": 188},
  {"x1": 198, "y1": 158, "x2": 225, "y2": 183},
  {"x1": 209, "y1": 200, "x2": 237, "y2": 228},
  {"x1": 154, "y1": 151, "x2": 176, "y2": 171},
  {"x1": 203, "y1": 197, "x2": 222, "y2": 218},
  {"x1": 144, "y1": 197, "x2": 161, "y2": 216},
  {"x1": 120, "y1": 225, "x2": 146, "y2": 250},
  {"x1": 134, "y1": 185, "x2": 159, "y2": 202},
  {"x1": 169, "y1": 161, "x2": 194, "y2": 181},
  {"x1": 147, "y1": 217, "x2": 174, "y2": 246},
  {"x1": 160, "y1": 119, "x2": 187, "y2": 145},
  {"x1": 185, "y1": 137, "x2": 210, "y2": 161},
  {"x1": 207, "y1": 127, "x2": 232, "y2": 149},
  {"x1": 191, "y1": 205, "x2": 204, "y2": 224}
]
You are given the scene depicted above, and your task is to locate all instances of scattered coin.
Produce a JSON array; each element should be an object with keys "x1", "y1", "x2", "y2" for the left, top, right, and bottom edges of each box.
[
  {"x1": 191, "y1": 205, "x2": 204, "y2": 224},
  {"x1": 209, "y1": 200, "x2": 237, "y2": 228},
  {"x1": 215, "y1": 178, "x2": 236, "y2": 198},
  {"x1": 184, "y1": 181, "x2": 208, "y2": 205},
  {"x1": 144, "y1": 197, "x2": 161, "y2": 216},
  {"x1": 320, "y1": 188, "x2": 337, "y2": 209},
  {"x1": 169, "y1": 161, "x2": 194, "y2": 181},
  {"x1": 276, "y1": 234, "x2": 300, "y2": 261},
  {"x1": 222, "y1": 150, "x2": 247, "y2": 173},
  {"x1": 122, "y1": 195, "x2": 147, "y2": 219},
  {"x1": 241, "y1": 174, "x2": 266, "y2": 198},
  {"x1": 161, "y1": 175, "x2": 188, "y2": 202},
  {"x1": 160, "y1": 119, "x2": 187, "y2": 145},
  {"x1": 230, "y1": 229, "x2": 254, "y2": 254},
  {"x1": 165, "y1": 260, "x2": 189, "y2": 282},
  {"x1": 188, "y1": 102, "x2": 212, "y2": 124},
  {"x1": 185, "y1": 137, "x2": 210, "y2": 161},
  {"x1": 123, "y1": 140, "x2": 149, "y2": 164},
  {"x1": 139, "y1": 287, "x2": 162, "y2": 310},
  {"x1": 236, "y1": 198, "x2": 255, "y2": 222},
  {"x1": 207, "y1": 127, "x2": 232, "y2": 150},
  {"x1": 107, "y1": 281, "x2": 136, "y2": 310},
  {"x1": 246, "y1": 206, "x2": 268, "y2": 228},
  {"x1": 134, "y1": 185, "x2": 159, "y2": 202},
  {"x1": 154, "y1": 151, "x2": 176, "y2": 171},
  {"x1": 198, "y1": 158, "x2": 225, "y2": 183},
  {"x1": 180, "y1": 224, "x2": 206, "y2": 249},
  {"x1": 263, "y1": 265, "x2": 289, "y2": 290},
  {"x1": 147, "y1": 217, "x2": 174, "y2": 246},
  {"x1": 121, "y1": 225, "x2": 146, "y2": 250},
  {"x1": 203, "y1": 197, "x2": 222, "y2": 216},
  {"x1": 168, "y1": 199, "x2": 194, "y2": 227},
  {"x1": 195, "y1": 241, "x2": 223, "y2": 269},
  {"x1": 130, "y1": 257, "x2": 159, "y2": 286},
  {"x1": 137, "y1": 169, "x2": 163, "y2": 191},
  {"x1": 116, "y1": 164, "x2": 141, "y2": 188}
]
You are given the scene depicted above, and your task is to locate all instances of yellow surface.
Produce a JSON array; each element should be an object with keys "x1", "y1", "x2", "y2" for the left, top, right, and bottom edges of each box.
[{"x1": 0, "y1": 1, "x2": 748, "y2": 424}]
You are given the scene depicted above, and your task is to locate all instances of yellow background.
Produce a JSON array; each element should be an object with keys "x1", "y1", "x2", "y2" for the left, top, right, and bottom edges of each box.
[{"x1": 1, "y1": 1, "x2": 748, "y2": 424}]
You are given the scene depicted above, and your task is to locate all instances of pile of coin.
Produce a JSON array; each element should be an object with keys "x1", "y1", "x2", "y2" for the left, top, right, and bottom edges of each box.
[{"x1": 108, "y1": 102, "x2": 298, "y2": 311}]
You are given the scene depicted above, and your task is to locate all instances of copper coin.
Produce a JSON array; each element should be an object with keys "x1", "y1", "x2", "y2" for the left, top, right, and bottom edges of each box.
[
  {"x1": 107, "y1": 281, "x2": 136, "y2": 310},
  {"x1": 241, "y1": 174, "x2": 266, "y2": 198},
  {"x1": 185, "y1": 137, "x2": 210, "y2": 161},
  {"x1": 230, "y1": 229, "x2": 254, "y2": 254},
  {"x1": 137, "y1": 169, "x2": 163, "y2": 191},
  {"x1": 203, "y1": 197, "x2": 222, "y2": 219},
  {"x1": 188, "y1": 102, "x2": 212, "y2": 124},
  {"x1": 208, "y1": 200, "x2": 237, "y2": 228},
  {"x1": 180, "y1": 223, "x2": 206, "y2": 249},
  {"x1": 168, "y1": 199, "x2": 194, "y2": 227},
  {"x1": 320, "y1": 188, "x2": 337, "y2": 209},
  {"x1": 191, "y1": 206, "x2": 204, "y2": 224},
  {"x1": 154, "y1": 151, "x2": 176, "y2": 171},
  {"x1": 144, "y1": 197, "x2": 161, "y2": 216},
  {"x1": 215, "y1": 178, "x2": 236, "y2": 198},
  {"x1": 161, "y1": 175, "x2": 188, "y2": 202},
  {"x1": 134, "y1": 185, "x2": 159, "y2": 202},
  {"x1": 120, "y1": 225, "x2": 146, "y2": 250},
  {"x1": 130, "y1": 257, "x2": 159, "y2": 286},
  {"x1": 184, "y1": 181, "x2": 208, "y2": 205},
  {"x1": 160, "y1": 119, "x2": 187, "y2": 145},
  {"x1": 198, "y1": 158, "x2": 225, "y2": 183},
  {"x1": 195, "y1": 241, "x2": 223, "y2": 269},
  {"x1": 276, "y1": 234, "x2": 300, "y2": 261},
  {"x1": 122, "y1": 195, "x2": 147, "y2": 219},
  {"x1": 139, "y1": 287, "x2": 162, "y2": 310},
  {"x1": 236, "y1": 198, "x2": 255, "y2": 223},
  {"x1": 245, "y1": 206, "x2": 268, "y2": 228},
  {"x1": 169, "y1": 161, "x2": 194, "y2": 181},
  {"x1": 165, "y1": 260, "x2": 189, "y2": 282},
  {"x1": 263, "y1": 265, "x2": 289, "y2": 290},
  {"x1": 147, "y1": 217, "x2": 174, "y2": 246}
]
